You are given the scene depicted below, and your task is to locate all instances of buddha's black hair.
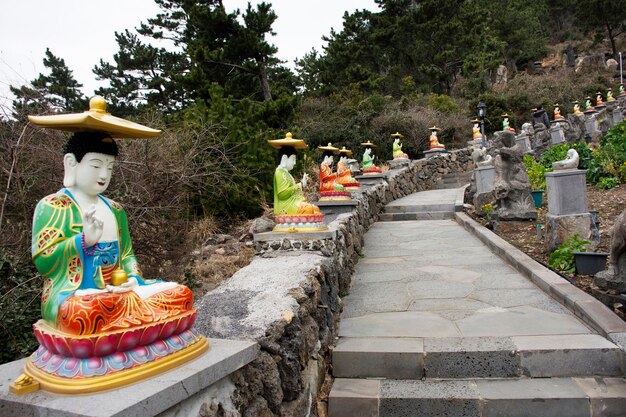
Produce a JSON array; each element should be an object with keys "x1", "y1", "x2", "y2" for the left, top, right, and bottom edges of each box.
[
  {"x1": 63, "y1": 131, "x2": 118, "y2": 162},
  {"x1": 277, "y1": 146, "x2": 297, "y2": 164},
  {"x1": 321, "y1": 150, "x2": 334, "y2": 162}
]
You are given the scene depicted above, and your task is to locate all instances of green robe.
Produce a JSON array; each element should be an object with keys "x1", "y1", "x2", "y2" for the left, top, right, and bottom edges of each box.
[
  {"x1": 273, "y1": 167, "x2": 304, "y2": 215},
  {"x1": 32, "y1": 189, "x2": 147, "y2": 326},
  {"x1": 393, "y1": 142, "x2": 403, "y2": 157},
  {"x1": 362, "y1": 153, "x2": 374, "y2": 170}
]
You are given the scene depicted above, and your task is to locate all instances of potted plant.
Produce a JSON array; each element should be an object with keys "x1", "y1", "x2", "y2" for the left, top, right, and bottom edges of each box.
[
  {"x1": 572, "y1": 251, "x2": 610, "y2": 275},
  {"x1": 524, "y1": 155, "x2": 546, "y2": 208}
]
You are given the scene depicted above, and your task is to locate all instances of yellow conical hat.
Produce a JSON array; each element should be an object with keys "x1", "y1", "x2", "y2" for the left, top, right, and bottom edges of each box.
[
  {"x1": 268, "y1": 132, "x2": 308, "y2": 149},
  {"x1": 27, "y1": 96, "x2": 161, "y2": 139},
  {"x1": 317, "y1": 143, "x2": 340, "y2": 153},
  {"x1": 360, "y1": 140, "x2": 376, "y2": 147},
  {"x1": 390, "y1": 132, "x2": 404, "y2": 138},
  {"x1": 338, "y1": 146, "x2": 353, "y2": 155}
]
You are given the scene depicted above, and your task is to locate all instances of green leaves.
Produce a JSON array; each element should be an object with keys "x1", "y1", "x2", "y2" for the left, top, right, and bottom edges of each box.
[{"x1": 549, "y1": 233, "x2": 590, "y2": 274}]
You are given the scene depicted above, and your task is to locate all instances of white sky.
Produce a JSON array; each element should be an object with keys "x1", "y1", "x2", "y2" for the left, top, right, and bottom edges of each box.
[{"x1": 0, "y1": 0, "x2": 378, "y2": 112}]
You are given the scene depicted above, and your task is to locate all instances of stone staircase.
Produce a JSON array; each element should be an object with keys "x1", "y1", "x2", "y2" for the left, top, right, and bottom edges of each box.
[
  {"x1": 329, "y1": 334, "x2": 625, "y2": 417},
  {"x1": 328, "y1": 188, "x2": 626, "y2": 417},
  {"x1": 435, "y1": 171, "x2": 471, "y2": 190}
]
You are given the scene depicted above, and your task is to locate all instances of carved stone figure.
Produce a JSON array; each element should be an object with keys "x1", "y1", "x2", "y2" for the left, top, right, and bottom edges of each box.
[
  {"x1": 552, "y1": 149, "x2": 579, "y2": 170},
  {"x1": 595, "y1": 209, "x2": 626, "y2": 291},
  {"x1": 472, "y1": 146, "x2": 494, "y2": 167},
  {"x1": 492, "y1": 131, "x2": 537, "y2": 220}
]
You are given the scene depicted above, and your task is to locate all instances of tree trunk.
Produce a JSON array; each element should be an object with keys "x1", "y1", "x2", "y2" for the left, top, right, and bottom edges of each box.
[
  {"x1": 258, "y1": 63, "x2": 272, "y2": 101},
  {"x1": 607, "y1": 22, "x2": 618, "y2": 60}
]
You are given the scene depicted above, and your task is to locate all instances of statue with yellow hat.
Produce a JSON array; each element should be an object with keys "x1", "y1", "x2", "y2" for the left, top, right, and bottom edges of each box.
[
  {"x1": 11, "y1": 96, "x2": 207, "y2": 395},
  {"x1": 317, "y1": 143, "x2": 352, "y2": 201},
  {"x1": 429, "y1": 126, "x2": 445, "y2": 150},
  {"x1": 268, "y1": 133, "x2": 327, "y2": 232},
  {"x1": 336, "y1": 147, "x2": 360, "y2": 190},
  {"x1": 361, "y1": 140, "x2": 383, "y2": 174},
  {"x1": 391, "y1": 132, "x2": 409, "y2": 159}
]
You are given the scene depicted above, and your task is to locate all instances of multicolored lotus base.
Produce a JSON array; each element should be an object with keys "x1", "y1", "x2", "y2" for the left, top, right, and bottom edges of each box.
[
  {"x1": 273, "y1": 214, "x2": 328, "y2": 232},
  {"x1": 19, "y1": 330, "x2": 208, "y2": 394},
  {"x1": 341, "y1": 182, "x2": 361, "y2": 191},
  {"x1": 393, "y1": 155, "x2": 409, "y2": 160},
  {"x1": 319, "y1": 190, "x2": 352, "y2": 201},
  {"x1": 362, "y1": 168, "x2": 383, "y2": 175}
]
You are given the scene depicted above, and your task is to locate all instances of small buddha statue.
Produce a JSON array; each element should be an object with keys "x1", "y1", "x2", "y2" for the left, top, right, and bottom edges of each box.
[
  {"x1": 619, "y1": 84, "x2": 626, "y2": 97},
  {"x1": 18, "y1": 96, "x2": 207, "y2": 394},
  {"x1": 391, "y1": 132, "x2": 409, "y2": 159},
  {"x1": 501, "y1": 113, "x2": 516, "y2": 132},
  {"x1": 268, "y1": 133, "x2": 326, "y2": 231},
  {"x1": 596, "y1": 92, "x2": 604, "y2": 107},
  {"x1": 607, "y1": 88, "x2": 616, "y2": 102},
  {"x1": 572, "y1": 100, "x2": 583, "y2": 115},
  {"x1": 584, "y1": 96, "x2": 595, "y2": 112},
  {"x1": 317, "y1": 143, "x2": 351, "y2": 201},
  {"x1": 429, "y1": 126, "x2": 445, "y2": 149},
  {"x1": 471, "y1": 118, "x2": 482, "y2": 141},
  {"x1": 553, "y1": 103, "x2": 563, "y2": 120},
  {"x1": 361, "y1": 140, "x2": 383, "y2": 174},
  {"x1": 336, "y1": 147, "x2": 360, "y2": 190}
]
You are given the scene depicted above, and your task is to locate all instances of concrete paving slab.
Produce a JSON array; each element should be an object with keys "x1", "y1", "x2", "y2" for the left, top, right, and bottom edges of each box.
[
  {"x1": 456, "y1": 306, "x2": 591, "y2": 337},
  {"x1": 339, "y1": 312, "x2": 460, "y2": 338},
  {"x1": 408, "y1": 280, "x2": 474, "y2": 299},
  {"x1": 415, "y1": 266, "x2": 481, "y2": 283},
  {"x1": 408, "y1": 298, "x2": 493, "y2": 312},
  {"x1": 473, "y1": 273, "x2": 538, "y2": 289},
  {"x1": 469, "y1": 288, "x2": 555, "y2": 308}
]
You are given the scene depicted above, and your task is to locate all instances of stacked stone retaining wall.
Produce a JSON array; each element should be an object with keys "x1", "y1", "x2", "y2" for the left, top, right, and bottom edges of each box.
[{"x1": 184, "y1": 150, "x2": 472, "y2": 417}]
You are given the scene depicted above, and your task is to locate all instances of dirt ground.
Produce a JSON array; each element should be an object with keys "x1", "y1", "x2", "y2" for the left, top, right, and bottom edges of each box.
[{"x1": 467, "y1": 184, "x2": 626, "y2": 317}]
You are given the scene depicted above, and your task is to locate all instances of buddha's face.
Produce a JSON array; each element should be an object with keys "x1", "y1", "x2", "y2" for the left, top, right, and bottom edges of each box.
[
  {"x1": 323, "y1": 155, "x2": 334, "y2": 166},
  {"x1": 473, "y1": 123, "x2": 478, "y2": 128},
  {"x1": 431, "y1": 131, "x2": 437, "y2": 137},
  {"x1": 339, "y1": 156, "x2": 347, "y2": 164},
  {"x1": 394, "y1": 138, "x2": 400, "y2": 144},
  {"x1": 364, "y1": 148, "x2": 371, "y2": 155},
  {"x1": 69, "y1": 152, "x2": 115, "y2": 196},
  {"x1": 282, "y1": 154, "x2": 297, "y2": 171}
]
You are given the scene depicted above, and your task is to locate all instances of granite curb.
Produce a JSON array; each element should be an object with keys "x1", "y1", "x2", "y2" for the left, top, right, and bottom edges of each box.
[
  {"x1": 455, "y1": 184, "x2": 469, "y2": 212},
  {"x1": 455, "y1": 212, "x2": 626, "y2": 346}
]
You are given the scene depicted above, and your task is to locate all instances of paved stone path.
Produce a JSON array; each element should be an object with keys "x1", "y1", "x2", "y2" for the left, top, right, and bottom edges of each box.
[{"x1": 329, "y1": 187, "x2": 626, "y2": 417}]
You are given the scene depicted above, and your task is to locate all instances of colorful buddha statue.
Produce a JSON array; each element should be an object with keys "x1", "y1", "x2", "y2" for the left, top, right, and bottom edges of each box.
[
  {"x1": 12, "y1": 96, "x2": 207, "y2": 395},
  {"x1": 607, "y1": 88, "x2": 616, "y2": 102},
  {"x1": 619, "y1": 84, "x2": 626, "y2": 97},
  {"x1": 572, "y1": 100, "x2": 583, "y2": 115},
  {"x1": 336, "y1": 147, "x2": 360, "y2": 190},
  {"x1": 471, "y1": 118, "x2": 482, "y2": 141},
  {"x1": 501, "y1": 113, "x2": 516, "y2": 132},
  {"x1": 361, "y1": 140, "x2": 383, "y2": 174},
  {"x1": 429, "y1": 126, "x2": 445, "y2": 150},
  {"x1": 584, "y1": 96, "x2": 595, "y2": 112},
  {"x1": 553, "y1": 103, "x2": 563, "y2": 120},
  {"x1": 317, "y1": 143, "x2": 352, "y2": 201},
  {"x1": 391, "y1": 132, "x2": 409, "y2": 159},
  {"x1": 595, "y1": 92, "x2": 605, "y2": 107},
  {"x1": 268, "y1": 133, "x2": 326, "y2": 232}
]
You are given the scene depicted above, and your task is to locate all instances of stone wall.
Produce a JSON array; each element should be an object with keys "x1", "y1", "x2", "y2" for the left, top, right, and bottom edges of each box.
[{"x1": 185, "y1": 149, "x2": 472, "y2": 417}]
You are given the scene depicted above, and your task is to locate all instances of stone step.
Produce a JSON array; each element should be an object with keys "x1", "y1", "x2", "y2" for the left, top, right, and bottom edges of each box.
[
  {"x1": 384, "y1": 203, "x2": 456, "y2": 214},
  {"x1": 328, "y1": 377, "x2": 626, "y2": 417},
  {"x1": 332, "y1": 335, "x2": 623, "y2": 379},
  {"x1": 379, "y1": 211, "x2": 454, "y2": 221}
]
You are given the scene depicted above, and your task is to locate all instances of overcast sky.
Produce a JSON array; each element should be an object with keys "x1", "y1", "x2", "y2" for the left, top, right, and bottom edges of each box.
[{"x1": 0, "y1": 0, "x2": 378, "y2": 112}]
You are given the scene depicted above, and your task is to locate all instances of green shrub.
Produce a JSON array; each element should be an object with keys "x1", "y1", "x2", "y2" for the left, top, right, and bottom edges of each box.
[
  {"x1": 428, "y1": 94, "x2": 458, "y2": 114},
  {"x1": 524, "y1": 155, "x2": 547, "y2": 191},
  {"x1": 548, "y1": 233, "x2": 590, "y2": 274},
  {"x1": 539, "y1": 142, "x2": 592, "y2": 170},
  {"x1": 597, "y1": 176, "x2": 619, "y2": 189}
]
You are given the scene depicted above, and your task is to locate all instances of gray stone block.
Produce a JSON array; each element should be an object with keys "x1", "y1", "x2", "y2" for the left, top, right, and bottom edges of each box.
[
  {"x1": 316, "y1": 200, "x2": 359, "y2": 216},
  {"x1": 423, "y1": 337, "x2": 519, "y2": 378},
  {"x1": 0, "y1": 339, "x2": 259, "y2": 417},
  {"x1": 332, "y1": 337, "x2": 424, "y2": 379},
  {"x1": 574, "y1": 377, "x2": 626, "y2": 417},
  {"x1": 253, "y1": 229, "x2": 336, "y2": 242},
  {"x1": 474, "y1": 166, "x2": 495, "y2": 195},
  {"x1": 545, "y1": 169, "x2": 587, "y2": 215},
  {"x1": 328, "y1": 378, "x2": 379, "y2": 417},
  {"x1": 380, "y1": 379, "x2": 480, "y2": 417},
  {"x1": 512, "y1": 334, "x2": 623, "y2": 377},
  {"x1": 477, "y1": 378, "x2": 591, "y2": 417}
]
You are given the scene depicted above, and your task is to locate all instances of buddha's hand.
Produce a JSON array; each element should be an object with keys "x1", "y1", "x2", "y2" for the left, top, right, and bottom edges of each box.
[
  {"x1": 301, "y1": 173, "x2": 308, "y2": 187},
  {"x1": 371, "y1": 155, "x2": 375, "y2": 160},
  {"x1": 82, "y1": 204, "x2": 103, "y2": 247},
  {"x1": 106, "y1": 277, "x2": 138, "y2": 293}
]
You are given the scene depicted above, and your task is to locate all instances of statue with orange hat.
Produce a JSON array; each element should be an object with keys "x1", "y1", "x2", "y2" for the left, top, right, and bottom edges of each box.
[{"x1": 10, "y1": 96, "x2": 207, "y2": 395}]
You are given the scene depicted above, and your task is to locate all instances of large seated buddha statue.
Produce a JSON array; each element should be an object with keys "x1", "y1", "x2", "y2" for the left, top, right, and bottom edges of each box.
[
  {"x1": 336, "y1": 147, "x2": 360, "y2": 190},
  {"x1": 317, "y1": 143, "x2": 352, "y2": 201},
  {"x1": 11, "y1": 96, "x2": 207, "y2": 395},
  {"x1": 361, "y1": 140, "x2": 383, "y2": 174},
  {"x1": 391, "y1": 132, "x2": 409, "y2": 159},
  {"x1": 268, "y1": 133, "x2": 327, "y2": 232}
]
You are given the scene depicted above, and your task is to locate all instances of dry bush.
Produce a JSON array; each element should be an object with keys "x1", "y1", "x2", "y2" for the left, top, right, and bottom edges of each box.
[{"x1": 188, "y1": 246, "x2": 255, "y2": 297}]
